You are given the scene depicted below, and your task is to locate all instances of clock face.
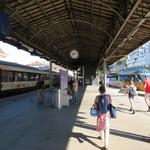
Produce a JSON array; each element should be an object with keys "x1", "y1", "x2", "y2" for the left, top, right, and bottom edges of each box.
[{"x1": 70, "y1": 50, "x2": 79, "y2": 59}]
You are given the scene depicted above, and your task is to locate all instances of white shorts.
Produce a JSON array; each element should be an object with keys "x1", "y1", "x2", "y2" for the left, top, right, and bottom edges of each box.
[{"x1": 144, "y1": 93, "x2": 150, "y2": 99}]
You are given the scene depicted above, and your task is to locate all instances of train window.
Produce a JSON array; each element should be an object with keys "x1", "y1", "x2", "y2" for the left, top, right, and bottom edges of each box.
[
  {"x1": 40, "y1": 74, "x2": 44, "y2": 79},
  {"x1": 35, "y1": 74, "x2": 39, "y2": 80},
  {"x1": 1, "y1": 71, "x2": 7, "y2": 82},
  {"x1": 119, "y1": 75, "x2": 126, "y2": 81},
  {"x1": 1, "y1": 70, "x2": 14, "y2": 82},
  {"x1": 46, "y1": 74, "x2": 50, "y2": 79},
  {"x1": 30, "y1": 73, "x2": 35, "y2": 81},
  {"x1": 15, "y1": 72, "x2": 23, "y2": 81},
  {"x1": 122, "y1": 75, "x2": 130, "y2": 81},
  {"x1": 7, "y1": 71, "x2": 14, "y2": 81},
  {"x1": 134, "y1": 75, "x2": 140, "y2": 82},
  {"x1": 23, "y1": 73, "x2": 29, "y2": 81},
  {"x1": 43, "y1": 74, "x2": 49, "y2": 80}
]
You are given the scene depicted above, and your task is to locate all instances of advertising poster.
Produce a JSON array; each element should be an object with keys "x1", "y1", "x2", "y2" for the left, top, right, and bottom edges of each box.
[{"x1": 60, "y1": 70, "x2": 68, "y2": 89}]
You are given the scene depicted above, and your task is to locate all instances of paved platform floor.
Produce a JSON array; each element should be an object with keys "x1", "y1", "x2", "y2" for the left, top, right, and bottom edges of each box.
[{"x1": 0, "y1": 86, "x2": 149, "y2": 150}]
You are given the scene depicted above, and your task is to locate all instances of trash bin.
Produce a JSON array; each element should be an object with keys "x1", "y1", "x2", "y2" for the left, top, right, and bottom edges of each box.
[{"x1": 54, "y1": 89, "x2": 61, "y2": 109}]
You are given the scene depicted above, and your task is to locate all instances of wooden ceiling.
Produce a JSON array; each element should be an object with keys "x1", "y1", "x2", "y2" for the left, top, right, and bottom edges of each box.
[{"x1": 1, "y1": 0, "x2": 150, "y2": 74}]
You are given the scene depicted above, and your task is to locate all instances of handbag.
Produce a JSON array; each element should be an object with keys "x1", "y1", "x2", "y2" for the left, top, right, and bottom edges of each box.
[
  {"x1": 90, "y1": 106, "x2": 98, "y2": 117},
  {"x1": 67, "y1": 88, "x2": 73, "y2": 95},
  {"x1": 109, "y1": 104, "x2": 117, "y2": 118}
]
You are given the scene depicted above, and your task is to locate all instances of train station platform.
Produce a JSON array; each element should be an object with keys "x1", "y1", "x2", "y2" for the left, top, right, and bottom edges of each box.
[{"x1": 0, "y1": 86, "x2": 149, "y2": 150}]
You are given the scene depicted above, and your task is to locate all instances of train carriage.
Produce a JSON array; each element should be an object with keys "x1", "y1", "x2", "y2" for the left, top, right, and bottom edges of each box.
[
  {"x1": 0, "y1": 60, "x2": 59, "y2": 97},
  {"x1": 107, "y1": 68, "x2": 150, "y2": 91}
]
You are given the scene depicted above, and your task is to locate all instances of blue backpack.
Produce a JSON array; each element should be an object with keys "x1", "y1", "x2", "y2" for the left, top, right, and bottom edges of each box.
[{"x1": 98, "y1": 95, "x2": 110, "y2": 113}]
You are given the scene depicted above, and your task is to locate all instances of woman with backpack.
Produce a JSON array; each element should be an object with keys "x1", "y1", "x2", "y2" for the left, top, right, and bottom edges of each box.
[
  {"x1": 93, "y1": 85, "x2": 112, "y2": 150},
  {"x1": 125, "y1": 81, "x2": 137, "y2": 114}
]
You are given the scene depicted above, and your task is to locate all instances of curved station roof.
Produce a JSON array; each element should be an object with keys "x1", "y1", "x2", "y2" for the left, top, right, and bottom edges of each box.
[{"x1": 1, "y1": 0, "x2": 150, "y2": 75}]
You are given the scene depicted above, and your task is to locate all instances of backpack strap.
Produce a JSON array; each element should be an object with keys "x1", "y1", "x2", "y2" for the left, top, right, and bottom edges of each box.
[
  {"x1": 98, "y1": 95, "x2": 103, "y2": 112},
  {"x1": 98, "y1": 95, "x2": 110, "y2": 113}
]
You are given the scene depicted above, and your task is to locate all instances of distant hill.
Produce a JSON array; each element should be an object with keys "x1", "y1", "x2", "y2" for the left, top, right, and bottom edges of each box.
[
  {"x1": 27, "y1": 61, "x2": 49, "y2": 71},
  {"x1": 27, "y1": 61, "x2": 46, "y2": 67},
  {"x1": 27, "y1": 61, "x2": 61, "y2": 72}
]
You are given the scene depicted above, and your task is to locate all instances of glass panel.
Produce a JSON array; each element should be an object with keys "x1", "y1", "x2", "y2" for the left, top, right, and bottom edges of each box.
[
  {"x1": 1, "y1": 71, "x2": 7, "y2": 82},
  {"x1": 35, "y1": 74, "x2": 39, "y2": 80},
  {"x1": 23, "y1": 73, "x2": 29, "y2": 81},
  {"x1": 7, "y1": 71, "x2": 14, "y2": 81},
  {"x1": 1, "y1": 71, "x2": 14, "y2": 82},
  {"x1": 30, "y1": 73, "x2": 35, "y2": 81},
  {"x1": 15, "y1": 72, "x2": 23, "y2": 81}
]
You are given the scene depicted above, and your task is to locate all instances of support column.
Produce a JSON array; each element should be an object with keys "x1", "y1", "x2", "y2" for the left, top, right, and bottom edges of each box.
[
  {"x1": 103, "y1": 58, "x2": 107, "y2": 88},
  {"x1": 73, "y1": 70, "x2": 75, "y2": 79},
  {"x1": 49, "y1": 58, "x2": 53, "y2": 106},
  {"x1": 67, "y1": 67, "x2": 69, "y2": 88},
  {"x1": 49, "y1": 59, "x2": 52, "y2": 91},
  {"x1": 82, "y1": 66, "x2": 85, "y2": 86}
]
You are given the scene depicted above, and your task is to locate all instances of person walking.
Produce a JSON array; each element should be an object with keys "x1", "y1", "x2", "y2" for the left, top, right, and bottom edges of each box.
[
  {"x1": 72, "y1": 79, "x2": 78, "y2": 104},
  {"x1": 144, "y1": 76, "x2": 150, "y2": 112},
  {"x1": 68, "y1": 77, "x2": 74, "y2": 93},
  {"x1": 36, "y1": 77, "x2": 45, "y2": 105},
  {"x1": 68, "y1": 78, "x2": 74, "y2": 103},
  {"x1": 125, "y1": 81, "x2": 137, "y2": 114},
  {"x1": 93, "y1": 85, "x2": 112, "y2": 150}
]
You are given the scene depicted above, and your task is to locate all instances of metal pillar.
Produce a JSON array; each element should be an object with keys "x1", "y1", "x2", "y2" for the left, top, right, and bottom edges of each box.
[
  {"x1": 73, "y1": 70, "x2": 75, "y2": 79},
  {"x1": 67, "y1": 67, "x2": 69, "y2": 88},
  {"x1": 49, "y1": 59, "x2": 52, "y2": 91},
  {"x1": 103, "y1": 58, "x2": 107, "y2": 88},
  {"x1": 82, "y1": 66, "x2": 85, "y2": 86},
  {"x1": 49, "y1": 58, "x2": 53, "y2": 106}
]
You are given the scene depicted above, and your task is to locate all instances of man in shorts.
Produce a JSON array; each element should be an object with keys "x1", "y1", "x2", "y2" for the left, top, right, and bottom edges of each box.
[
  {"x1": 36, "y1": 77, "x2": 45, "y2": 105},
  {"x1": 144, "y1": 76, "x2": 150, "y2": 112}
]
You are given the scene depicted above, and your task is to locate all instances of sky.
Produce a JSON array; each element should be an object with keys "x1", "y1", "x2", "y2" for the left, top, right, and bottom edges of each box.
[
  {"x1": 0, "y1": 41, "x2": 48, "y2": 65},
  {"x1": 0, "y1": 41, "x2": 73, "y2": 75}
]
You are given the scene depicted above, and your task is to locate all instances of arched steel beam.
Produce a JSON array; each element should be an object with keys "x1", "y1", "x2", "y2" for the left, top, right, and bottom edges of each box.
[
  {"x1": 50, "y1": 33, "x2": 105, "y2": 46},
  {"x1": 1, "y1": 1, "x2": 68, "y2": 63},
  {"x1": 95, "y1": 0, "x2": 124, "y2": 22},
  {"x1": 65, "y1": 0, "x2": 79, "y2": 48},
  {"x1": 98, "y1": 0, "x2": 142, "y2": 66},
  {"x1": 31, "y1": 19, "x2": 113, "y2": 42},
  {"x1": 111, "y1": 11, "x2": 150, "y2": 58},
  {"x1": 72, "y1": 19, "x2": 113, "y2": 40}
]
